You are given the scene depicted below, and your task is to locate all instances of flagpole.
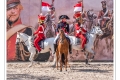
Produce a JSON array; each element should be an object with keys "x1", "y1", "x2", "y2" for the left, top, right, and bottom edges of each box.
[
  {"x1": 81, "y1": 0, "x2": 83, "y2": 24},
  {"x1": 40, "y1": 0, "x2": 42, "y2": 13},
  {"x1": 52, "y1": 0, "x2": 54, "y2": 5},
  {"x1": 82, "y1": 0, "x2": 84, "y2": 12}
]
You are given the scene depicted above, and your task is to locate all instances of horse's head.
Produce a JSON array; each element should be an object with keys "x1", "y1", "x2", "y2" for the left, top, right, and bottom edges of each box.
[
  {"x1": 16, "y1": 32, "x2": 30, "y2": 46},
  {"x1": 93, "y1": 26, "x2": 103, "y2": 36},
  {"x1": 16, "y1": 32, "x2": 22, "y2": 45},
  {"x1": 59, "y1": 29, "x2": 65, "y2": 37},
  {"x1": 87, "y1": 9, "x2": 96, "y2": 20},
  {"x1": 93, "y1": 13, "x2": 97, "y2": 19},
  {"x1": 58, "y1": 29, "x2": 66, "y2": 43}
]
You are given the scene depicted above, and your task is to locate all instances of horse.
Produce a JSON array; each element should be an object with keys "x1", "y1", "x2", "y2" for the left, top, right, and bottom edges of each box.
[
  {"x1": 70, "y1": 26, "x2": 103, "y2": 64},
  {"x1": 55, "y1": 26, "x2": 102, "y2": 65},
  {"x1": 56, "y1": 29, "x2": 69, "y2": 72},
  {"x1": 44, "y1": 13, "x2": 55, "y2": 38},
  {"x1": 16, "y1": 32, "x2": 55, "y2": 67}
]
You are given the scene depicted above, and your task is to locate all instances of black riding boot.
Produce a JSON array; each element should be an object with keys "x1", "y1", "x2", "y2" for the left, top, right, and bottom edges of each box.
[
  {"x1": 53, "y1": 44, "x2": 57, "y2": 54},
  {"x1": 69, "y1": 44, "x2": 72, "y2": 54}
]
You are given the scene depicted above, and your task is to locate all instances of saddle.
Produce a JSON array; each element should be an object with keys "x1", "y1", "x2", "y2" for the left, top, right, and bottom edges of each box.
[
  {"x1": 38, "y1": 39, "x2": 45, "y2": 49},
  {"x1": 75, "y1": 37, "x2": 81, "y2": 45}
]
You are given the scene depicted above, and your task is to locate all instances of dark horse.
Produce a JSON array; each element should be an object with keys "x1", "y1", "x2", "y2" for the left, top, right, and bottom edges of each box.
[
  {"x1": 44, "y1": 13, "x2": 55, "y2": 38},
  {"x1": 56, "y1": 29, "x2": 69, "y2": 72}
]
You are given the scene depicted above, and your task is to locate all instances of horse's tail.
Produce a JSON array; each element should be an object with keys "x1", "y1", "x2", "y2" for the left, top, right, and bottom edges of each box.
[{"x1": 61, "y1": 53, "x2": 65, "y2": 65}]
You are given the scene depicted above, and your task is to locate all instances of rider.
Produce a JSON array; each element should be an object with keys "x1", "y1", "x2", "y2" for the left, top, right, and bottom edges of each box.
[
  {"x1": 34, "y1": 13, "x2": 46, "y2": 52},
  {"x1": 53, "y1": 15, "x2": 72, "y2": 54},
  {"x1": 97, "y1": 0, "x2": 111, "y2": 28},
  {"x1": 74, "y1": 17, "x2": 87, "y2": 52}
]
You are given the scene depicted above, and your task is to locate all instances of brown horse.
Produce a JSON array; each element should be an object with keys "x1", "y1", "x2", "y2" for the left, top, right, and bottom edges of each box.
[
  {"x1": 56, "y1": 29, "x2": 69, "y2": 72},
  {"x1": 94, "y1": 15, "x2": 113, "y2": 52}
]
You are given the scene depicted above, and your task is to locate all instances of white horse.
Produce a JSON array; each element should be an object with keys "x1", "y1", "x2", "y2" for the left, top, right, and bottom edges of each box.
[
  {"x1": 68, "y1": 26, "x2": 103, "y2": 64},
  {"x1": 16, "y1": 32, "x2": 55, "y2": 67}
]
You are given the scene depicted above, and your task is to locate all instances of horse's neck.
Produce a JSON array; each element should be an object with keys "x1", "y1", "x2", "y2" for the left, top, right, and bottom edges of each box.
[
  {"x1": 21, "y1": 33, "x2": 30, "y2": 47},
  {"x1": 60, "y1": 34, "x2": 66, "y2": 40},
  {"x1": 88, "y1": 28, "x2": 97, "y2": 43},
  {"x1": 46, "y1": 15, "x2": 51, "y2": 22}
]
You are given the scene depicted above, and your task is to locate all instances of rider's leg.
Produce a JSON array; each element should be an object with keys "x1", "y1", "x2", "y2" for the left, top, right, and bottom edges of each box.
[
  {"x1": 65, "y1": 33, "x2": 72, "y2": 54},
  {"x1": 34, "y1": 37, "x2": 41, "y2": 52},
  {"x1": 53, "y1": 34, "x2": 59, "y2": 54},
  {"x1": 80, "y1": 34, "x2": 86, "y2": 51}
]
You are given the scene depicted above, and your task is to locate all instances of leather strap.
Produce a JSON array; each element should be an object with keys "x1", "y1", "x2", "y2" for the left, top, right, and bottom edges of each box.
[{"x1": 7, "y1": 24, "x2": 29, "y2": 40}]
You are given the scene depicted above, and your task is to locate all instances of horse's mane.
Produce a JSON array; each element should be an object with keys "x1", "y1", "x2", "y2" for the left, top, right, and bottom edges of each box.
[
  {"x1": 60, "y1": 30, "x2": 66, "y2": 38},
  {"x1": 20, "y1": 32, "x2": 29, "y2": 38}
]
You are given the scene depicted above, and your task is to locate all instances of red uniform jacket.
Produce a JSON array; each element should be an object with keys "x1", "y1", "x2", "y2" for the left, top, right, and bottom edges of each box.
[
  {"x1": 34, "y1": 24, "x2": 45, "y2": 39},
  {"x1": 75, "y1": 23, "x2": 87, "y2": 38}
]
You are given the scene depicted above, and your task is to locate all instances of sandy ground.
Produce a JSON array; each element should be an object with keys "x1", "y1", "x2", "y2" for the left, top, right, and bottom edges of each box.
[{"x1": 7, "y1": 62, "x2": 113, "y2": 80}]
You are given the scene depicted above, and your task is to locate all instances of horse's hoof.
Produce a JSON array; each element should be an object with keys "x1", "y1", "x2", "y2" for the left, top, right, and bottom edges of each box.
[
  {"x1": 85, "y1": 59, "x2": 88, "y2": 64},
  {"x1": 89, "y1": 59, "x2": 93, "y2": 62},
  {"x1": 86, "y1": 63, "x2": 90, "y2": 65}
]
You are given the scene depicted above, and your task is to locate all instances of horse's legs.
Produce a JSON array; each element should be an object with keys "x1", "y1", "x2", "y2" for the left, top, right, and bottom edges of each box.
[
  {"x1": 84, "y1": 52, "x2": 89, "y2": 64},
  {"x1": 56, "y1": 53, "x2": 59, "y2": 70},
  {"x1": 52, "y1": 54, "x2": 56, "y2": 67},
  {"x1": 28, "y1": 51, "x2": 36, "y2": 67},
  {"x1": 59, "y1": 54, "x2": 62, "y2": 72},
  {"x1": 65, "y1": 53, "x2": 68, "y2": 71},
  {"x1": 51, "y1": 47, "x2": 56, "y2": 67},
  {"x1": 89, "y1": 50, "x2": 95, "y2": 62}
]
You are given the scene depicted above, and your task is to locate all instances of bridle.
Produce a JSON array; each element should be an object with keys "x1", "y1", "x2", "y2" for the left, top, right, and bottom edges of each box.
[{"x1": 17, "y1": 34, "x2": 29, "y2": 46}]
